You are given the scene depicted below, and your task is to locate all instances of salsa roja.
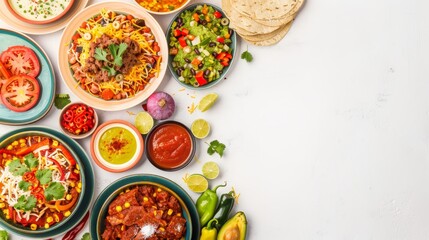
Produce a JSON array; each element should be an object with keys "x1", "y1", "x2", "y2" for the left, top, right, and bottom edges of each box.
[{"x1": 147, "y1": 123, "x2": 193, "y2": 170}]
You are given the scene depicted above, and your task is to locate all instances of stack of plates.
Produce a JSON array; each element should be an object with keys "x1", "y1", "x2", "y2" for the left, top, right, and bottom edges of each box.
[{"x1": 222, "y1": 0, "x2": 305, "y2": 46}]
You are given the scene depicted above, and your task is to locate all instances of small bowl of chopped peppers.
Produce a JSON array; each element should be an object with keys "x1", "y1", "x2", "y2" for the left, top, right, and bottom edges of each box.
[{"x1": 59, "y1": 102, "x2": 98, "y2": 139}]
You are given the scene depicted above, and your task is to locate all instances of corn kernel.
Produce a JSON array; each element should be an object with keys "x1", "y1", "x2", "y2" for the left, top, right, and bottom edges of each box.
[
  {"x1": 76, "y1": 164, "x2": 80, "y2": 170},
  {"x1": 176, "y1": 213, "x2": 181, "y2": 217},
  {"x1": 12, "y1": 141, "x2": 18, "y2": 146},
  {"x1": 54, "y1": 214, "x2": 60, "y2": 222},
  {"x1": 76, "y1": 187, "x2": 81, "y2": 193},
  {"x1": 121, "y1": 225, "x2": 125, "y2": 231},
  {"x1": 157, "y1": 188, "x2": 162, "y2": 192},
  {"x1": 64, "y1": 211, "x2": 71, "y2": 217},
  {"x1": 159, "y1": 227, "x2": 165, "y2": 232},
  {"x1": 6, "y1": 145, "x2": 13, "y2": 151},
  {"x1": 19, "y1": 139, "x2": 26, "y2": 143},
  {"x1": 20, "y1": 143, "x2": 26, "y2": 147},
  {"x1": 143, "y1": 197, "x2": 148, "y2": 202},
  {"x1": 125, "y1": 189, "x2": 130, "y2": 193},
  {"x1": 124, "y1": 202, "x2": 130, "y2": 208},
  {"x1": 74, "y1": 169, "x2": 80, "y2": 174},
  {"x1": 5, "y1": 160, "x2": 11, "y2": 166},
  {"x1": 116, "y1": 206, "x2": 122, "y2": 212},
  {"x1": 70, "y1": 182, "x2": 76, "y2": 187},
  {"x1": 45, "y1": 223, "x2": 50, "y2": 229},
  {"x1": 66, "y1": 194, "x2": 72, "y2": 200},
  {"x1": 167, "y1": 209, "x2": 173, "y2": 215},
  {"x1": 153, "y1": 193, "x2": 157, "y2": 197},
  {"x1": 5, "y1": 215, "x2": 10, "y2": 220},
  {"x1": 52, "y1": 140, "x2": 59, "y2": 147},
  {"x1": 153, "y1": 210, "x2": 157, "y2": 216},
  {"x1": 3, "y1": 209, "x2": 8, "y2": 214},
  {"x1": 47, "y1": 216, "x2": 53, "y2": 223},
  {"x1": 30, "y1": 224, "x2": 37, "y2": 230},
  {"x1": 78, "y1": 182, "x2": 82, "y2": 188},
  {"x1": 2, "y1": 153, "x2": 6, "y2": 158}
]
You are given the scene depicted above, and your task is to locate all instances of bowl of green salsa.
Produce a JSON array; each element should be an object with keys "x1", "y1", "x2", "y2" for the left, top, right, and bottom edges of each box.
[{"x1": 90, "y1": 120, "x2": 144, "y2": 172}]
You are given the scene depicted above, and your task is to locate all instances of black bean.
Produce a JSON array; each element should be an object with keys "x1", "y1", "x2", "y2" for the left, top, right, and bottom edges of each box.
[
  {"x1": 190, "y1": 68, "x2": 196, "y2": 75},
  {"x1": 185, "y1": 58, "x2": 191, "y2": 63},
  {"x1": 212, "y1": 52, "x2": 218, "y2": 57},
  {"x1": 76, "y1": 46, "x2": 83, "y2": 53},
  {"x1": 177, "y1": 22, "x2": 183, "y2": 28},
  {"x1": 180, "y1": 67, "x2": 185, "y2": 71},
  {"x1": 218, "y1": 70, "x2": 223, "y2": 74},
  {"x1": 209, "y1": 42, "x2": 216, "y2": 47},
  {"x1": 194, "y1": 48, "x2": 200, "y2": 55},
  {"x1": 198, "y1": 63, "x2": 204, "y2": 69},
  {"x1": 176, "y1": 69, "x2": 182, "y2": 76},
  {"x1": 177, "y1": 17, "x2": 183, "y2": 24},
  {"x1": 136, "y1": 19, "x2": 145, "y2": 26},
  {"x1": 196, "y1": 10, "x2": 201, "y2": 14},
  {"x1": 201, "y1": 20, "x2": 207, "y2": 25},
  {"x1": 204, "y1": 69, "x2": 211, "y2": 76}
]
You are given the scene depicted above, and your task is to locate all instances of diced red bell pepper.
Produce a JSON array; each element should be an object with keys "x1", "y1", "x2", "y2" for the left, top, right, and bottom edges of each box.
[
  {"x1": 181, "y1": 28, "x2": 189, "y2": 36},
  {"x1": 221, "y1": 58, "x2": 230, "y2": 66},
  {"x1": 225, "y1": 53, "x2": 233, "y2": 59},
  {"x1": 195, "y1": 71, "x2": 208, "y2": 86},
  {"x1": 178, "y1": 36, "x2": 187, "y2": 47},
  {"x1": 214, "y1": 11, "x2": 222, "y2": 19},
  {"x1": 173, "y1": 29, "x2": 182, "y2": 37},
  {"x1": 49, "y1": 158, "x2": 65, "y2": 181},
  {"x1": 217, "y1": 36, "x2": 225, "y2": 43},
  {"x1": 216, "y1": 52, "x2": 227, "y2": 60},
  {"x1": 191, "y1": 58, "x2": 202, "y2": 66},
  {"x1": 193, "y1": 13, "x2": 200, "y2": 22}
]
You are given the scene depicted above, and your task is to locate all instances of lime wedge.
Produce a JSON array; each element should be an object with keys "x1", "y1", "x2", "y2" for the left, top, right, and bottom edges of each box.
[
  {"x1": 198, "y1": 93, "x2": 218, "y2": 112},
  {"x1": 202, "y1": 161, "x2": 220, "y2": 180},
  {"x1": 135, "y1": 112, "x2": 154, "y2": 134},
  {"x1": 183, "y1": 174, "x2": 209, "y2": 193},
  {"x1": 191, "y1": 119, "x2": 211, "y2": 139}
]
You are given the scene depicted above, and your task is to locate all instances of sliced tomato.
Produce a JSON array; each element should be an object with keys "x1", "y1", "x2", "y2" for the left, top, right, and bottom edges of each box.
[
  {"x1": 1, "y1": 75, "x2": 40, "y2": 112},
  {"x1": 0, "y1": 46, "x2": 41, "y2": 77}
]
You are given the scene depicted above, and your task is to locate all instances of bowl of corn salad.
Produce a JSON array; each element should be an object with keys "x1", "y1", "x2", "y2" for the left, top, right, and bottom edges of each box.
[{"x1": 134, "y1": 0, "x2": 191, "y2": 15}]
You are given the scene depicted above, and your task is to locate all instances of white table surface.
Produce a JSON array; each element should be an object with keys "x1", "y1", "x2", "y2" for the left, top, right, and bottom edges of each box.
[{"x1": 2, "y1": 0, "x2": 429, "y2": 239}]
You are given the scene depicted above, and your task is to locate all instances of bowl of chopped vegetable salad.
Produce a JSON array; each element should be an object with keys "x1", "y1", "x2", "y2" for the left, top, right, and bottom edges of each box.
[{"x1": 167, "y1": 3, "x2": 236, "y2": 89}]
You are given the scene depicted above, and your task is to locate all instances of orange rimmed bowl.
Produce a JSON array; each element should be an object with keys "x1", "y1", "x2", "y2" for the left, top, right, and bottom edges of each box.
[
  {"x1": 90, "y1": 120, "x2": 144, "y2": 173},
  {"x1": 4, "y1": 0, "x2": 75, "y2": 25}
]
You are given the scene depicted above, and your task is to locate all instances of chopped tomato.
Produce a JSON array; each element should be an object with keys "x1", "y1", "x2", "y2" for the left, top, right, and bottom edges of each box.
[
  {"x1": 173, "y1": 29, "x2": 182, "y2": 37},
  {"x1": 216, "y1": 52, "x2": 227, "y2": 60},
  {"x1": 1, "y1": 75, "x2": 40, "y2": 112},
  {"x1": 217, "y1": 36, "x2": 225, "y2": 44},
  {"x1": 195, "y1": 71, "x2": 208, "y2": 86},
  {"x1": 214, "y1": 11, "x2": 222, "y2": 19},
  {"x1": 101, "y1": 88, "x2": 115, "y2": 100},
  {"x1": 0, "y1": 46, "x2": 41, "y2": 77},
  {"x1": 181, "y1": 28, "x2": 190, "y2": 36},
  {"x1": 178, "y1": 36, "x2": 187, "y2": 47}
]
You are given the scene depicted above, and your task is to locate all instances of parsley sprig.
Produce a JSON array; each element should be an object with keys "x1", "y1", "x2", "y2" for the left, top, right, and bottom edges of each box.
[
  {"x1": 241, "y1": 47, "x2": 253, "y2": 62},
  {"x1": 94, "y1": 43, "x2": 128, "y2": 76}
]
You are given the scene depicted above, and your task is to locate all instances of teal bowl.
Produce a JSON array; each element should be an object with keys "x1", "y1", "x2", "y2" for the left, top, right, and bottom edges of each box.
[
  {"x1": 166, "y1": 3, "x2": 237, "y2": 90},
  {"x1": 90, "y1": 174, "x2": 200, "y2": 240},
  {"x1": 0, "y1": 127, "x2": 95, "y2": 239}
]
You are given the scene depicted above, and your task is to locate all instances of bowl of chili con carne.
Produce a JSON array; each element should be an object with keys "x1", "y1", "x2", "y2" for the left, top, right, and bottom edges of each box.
[
  {"x1": 145, "y1": 120, "x2": 196, "y2": 171},
  {"x1": 90, "y1": 120, "x2": 144, "y2": 173},
  {"x1": 59, "y1": 102, "x2": 98, "y2": 139},
  {"x1": 90, "y1": 174, "x2": 199, "y2": 239},
  {"x1": 0, "y1": 127, "x2": 94, "y2": 239}
]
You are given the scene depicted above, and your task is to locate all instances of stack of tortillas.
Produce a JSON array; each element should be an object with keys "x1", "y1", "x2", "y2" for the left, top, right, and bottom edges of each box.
[{"x1": 222, "y1": 0, "x2": 305, "y2": 46}]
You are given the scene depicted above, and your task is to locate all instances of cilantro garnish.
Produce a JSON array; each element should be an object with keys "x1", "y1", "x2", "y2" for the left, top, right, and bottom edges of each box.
[
  {"x1": 206, "y1": 140, "x2": 226, "y2": 157},
  {"x1": 81, "y1": 232, "x2": 91, "y2": 240},
  {"x1": 44, "y1": 182, "x2": 65, "y2": 201},
  {"x1": 14, "y1": 195, "x2": 37, "y2": 211},
  {"x1": 18, "y1": 180, "x2": 31, "y2": 191},
  {"x1": 94, "y1": 43, "x2": 128, "y2": 76},
  {"x1": 241, "y1": 48, "x2": 253, "y2": 62},
  {"x1": 54, "y1": 93, "x2": 71, "y2": 109},
  {"x1": 36, "y1": 169, "x2": 52, "y2": 185},
  {"x1": 8, "y1": 159, "x2": 29, "y2": 176},
  {"x1": 24, "y1": 153, "x2": 39, "y2": 169}
]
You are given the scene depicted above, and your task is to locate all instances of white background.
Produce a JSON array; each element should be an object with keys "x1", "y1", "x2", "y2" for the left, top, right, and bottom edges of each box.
[{"x1": 2, "y1": 0, "x2": 429, "y2": 239}]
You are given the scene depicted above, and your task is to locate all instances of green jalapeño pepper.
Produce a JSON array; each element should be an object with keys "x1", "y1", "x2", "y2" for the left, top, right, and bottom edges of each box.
[
  {"x1": 200, "y1": 219, "x2": 218, "y2": 240},
  {"x1": 196, "y1": 182, "x2": 227, "y2": 226},
  {"x1": 212, "y1": 189, "x2": 236, "y2": 230}
]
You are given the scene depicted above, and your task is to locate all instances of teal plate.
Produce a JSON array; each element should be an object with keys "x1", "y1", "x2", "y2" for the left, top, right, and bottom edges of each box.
[
  {"x1": 0, "y1": 127, "x2": 95, "y2": 239},
  {"x1": 166, "y1": 3, "x2": 237, "y2": 90},
  {"x1": 0, "y1": 29, "x2": 55, "y2": 125},
  {"x1": 90, "y1": 174, "x2": 200, "y2": 240}
]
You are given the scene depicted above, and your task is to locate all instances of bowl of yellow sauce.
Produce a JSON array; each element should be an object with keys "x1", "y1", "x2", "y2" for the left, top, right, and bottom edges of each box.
[{"x1": 90, "y1": 120, "x2": 144, "y2": 172}]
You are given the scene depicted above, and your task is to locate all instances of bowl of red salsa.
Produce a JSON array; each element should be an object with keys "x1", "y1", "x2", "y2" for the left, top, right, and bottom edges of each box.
[{"x1": 145, "y1": 121, "x2": 196, "y2": 171}]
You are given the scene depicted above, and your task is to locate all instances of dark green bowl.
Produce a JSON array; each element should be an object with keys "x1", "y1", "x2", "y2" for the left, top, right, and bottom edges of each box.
[
  {"x1": 90, "y1": 174, "x2": 200, "y2": 240},
  {"x1": 0, "y1": 127, "x2": 95, "y2": 239}
]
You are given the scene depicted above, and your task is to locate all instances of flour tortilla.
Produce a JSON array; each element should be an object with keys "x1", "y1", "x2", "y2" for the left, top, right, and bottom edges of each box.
[
  {"x1": 254, "y1": 0, "x2": 304, "y2": 27},
  {"x1": 231, "y1": 0, "x2": 298, "y2": 20},
  {"x1": 223, "y1": 0, "x2": 280, "y2": 35},
  {"x1": 243, "y1": 20, "x2": 294, "y2": 46}
]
